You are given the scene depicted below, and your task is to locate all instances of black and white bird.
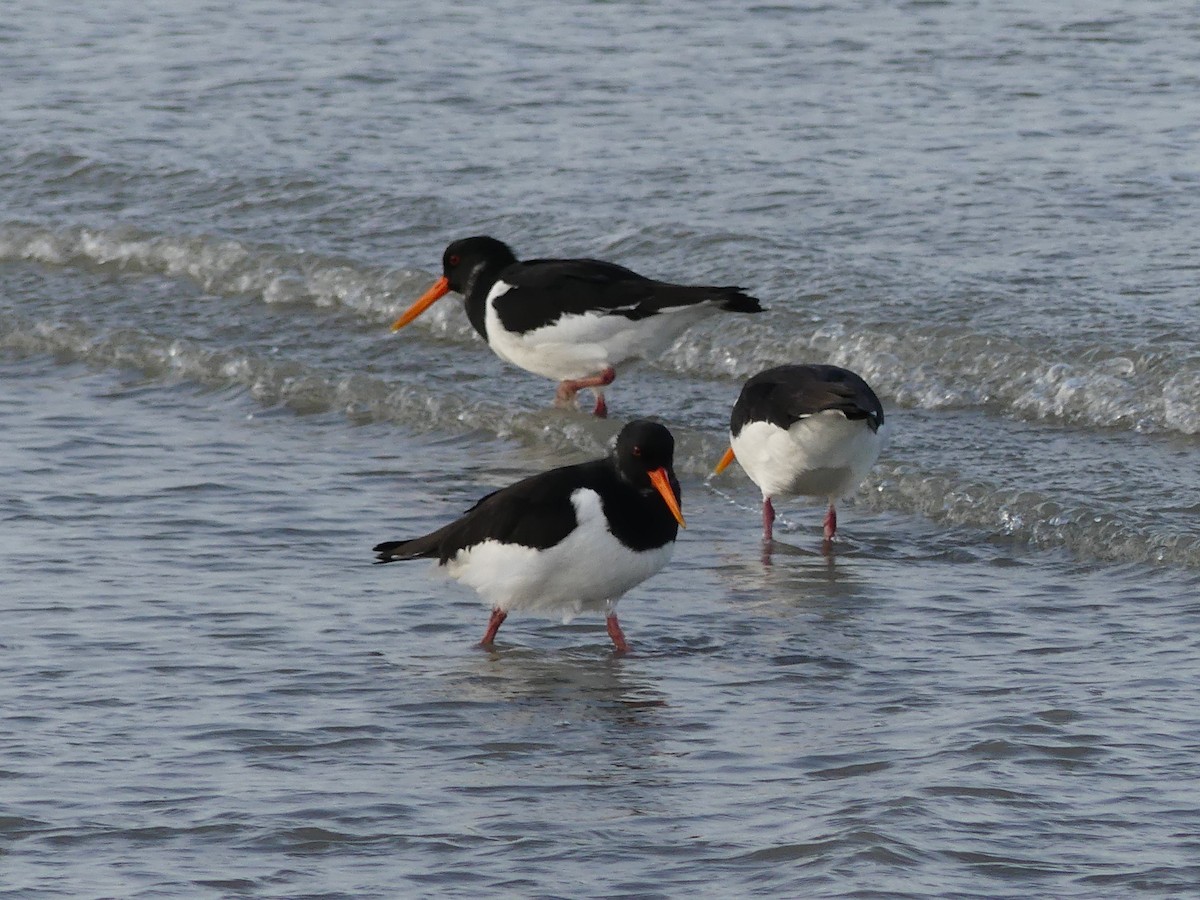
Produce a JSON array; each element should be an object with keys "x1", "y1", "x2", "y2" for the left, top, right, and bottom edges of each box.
[
  {"x1": 714, "y1": 364, "x2": 888, "y2": 546},
  {"x1": 391, "y1": 236, "x2": 763, "y2": 417},
  {"x1": 373, "y1": 420, "x2": 685, "y2": 652}
]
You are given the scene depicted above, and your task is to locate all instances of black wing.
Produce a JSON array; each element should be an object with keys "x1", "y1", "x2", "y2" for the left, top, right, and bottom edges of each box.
[
  {"x1": 731, "y1": 364, "x2": 884, "y2": 436},
  {"x1": 494, "y1": 258, "x2": 761, "y2": 334},
  {"x1": 373, "y1": 461, "x2": 599, "y2": 564}
]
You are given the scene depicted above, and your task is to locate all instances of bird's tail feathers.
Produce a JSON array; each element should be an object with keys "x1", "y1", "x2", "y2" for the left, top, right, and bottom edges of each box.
[
  {"x1": 372, "y1": 535, "x2": 440, "y2": 564},
  {"x1": 714, "y1": 286, "x2": 764, "y2": 314}
]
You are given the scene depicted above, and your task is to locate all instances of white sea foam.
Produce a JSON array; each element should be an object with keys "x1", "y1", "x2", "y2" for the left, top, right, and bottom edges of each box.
[
  {"x1": 4, "y1": 311, "x2": 1195, "y2": 568},
  {"x1": 663, "y1": 318, "x2": 1200, "y2": 435},
  {"x1": 0, "y1": 223, "x2": 463, "y2": 333},
  {"x1": 4, "y1": 223, "x2": 1198, "y2": 436}
]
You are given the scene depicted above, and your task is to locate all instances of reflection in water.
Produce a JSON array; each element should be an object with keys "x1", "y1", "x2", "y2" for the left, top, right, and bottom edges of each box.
[
  {"x1": 715, "y1": 536, "x2": 866, "y2": 616},
  {"x1": 435, "y1": 647, "x2": 674, "y2": 785},
  {"x1": 468, "y1": 646, "x2": 663, "y2": 708},
  {"x1": 452, "y1": 655, "x2": 675, "y2": 838}
]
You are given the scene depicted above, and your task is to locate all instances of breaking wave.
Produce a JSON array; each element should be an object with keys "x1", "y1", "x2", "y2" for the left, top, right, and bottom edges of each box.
[
  {"x1": 666, "y1": 322, "x2": 1200, "y2": 436},
  {"x1": 3, "y1": 311, "x2": 1197, "y2": 568},
  {"x1": 5, "y1": 221, "x2": 1196, "y2": 435}
]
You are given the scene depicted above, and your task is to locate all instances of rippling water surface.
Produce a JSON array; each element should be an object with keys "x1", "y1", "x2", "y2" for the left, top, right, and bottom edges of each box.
[{"x1": 3, "y1": 1, "x2": 1199, "y2": 896}]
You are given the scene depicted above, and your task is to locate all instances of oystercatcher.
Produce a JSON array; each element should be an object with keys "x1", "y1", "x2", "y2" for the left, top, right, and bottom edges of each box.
[
  {"x1": 714, "y1": 364, "x2": 887, "y2": 547},
  {"x1": 372, "y1": 420, "x2": 685, "y2": 651},
  {"x1": 391, "y1": 236, "x2": 763, "y2": 417}
]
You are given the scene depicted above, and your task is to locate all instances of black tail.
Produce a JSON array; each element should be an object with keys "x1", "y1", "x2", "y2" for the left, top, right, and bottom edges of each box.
[
  {"x1": 715, "y1": 287, "x2": 764, "y2": 314},
  {"x1": 372, "y1": 522, "x2": 454, "y2": 563},
  {"x1": 372, "y1": 539, "x2": 424, "y2": 564}
]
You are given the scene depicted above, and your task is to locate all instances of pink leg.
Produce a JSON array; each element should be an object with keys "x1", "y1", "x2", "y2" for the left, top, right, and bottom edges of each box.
[
  {"x1": 554, "y1": 381, "x2": 578, "y2": 407},
  {"x1": 762, "y1": 497, "x2": 776, "y2": 543},
  {"x1": 823, "y1": 502, "x2": 837, "y2": 543},
  {"x1": 555, "y1": 367, "x2": 616, "y2": 417},
  {"x1": 480, "y1": 607, "x2": 507, "y2": 646},
  {"x1": 606, "y1": 613, "x2": 629, "y2": 653}
]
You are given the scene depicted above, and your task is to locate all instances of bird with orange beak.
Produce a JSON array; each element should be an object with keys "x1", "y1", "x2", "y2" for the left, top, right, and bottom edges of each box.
[
  {"x1": 714, "y1": 364, "x2": 887, "y2": 547},
  {"x1": 373, "y1": 420, "x2": 685, "y2": 651},
  {"x1": 392, "y1": 236, "x2": 763, "y2": 417}
]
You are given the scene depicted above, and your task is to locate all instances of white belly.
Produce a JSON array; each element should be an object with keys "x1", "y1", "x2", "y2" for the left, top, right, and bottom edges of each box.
[
  {"x1": 443, "y1": 488, "x2": 674, "y2": 622},
  {"x1": 731, "y1": 413, "x2": 887, "y2": 501},
  {"x1": 484, "y1": 282, "x2": 716, "y2": 381}
]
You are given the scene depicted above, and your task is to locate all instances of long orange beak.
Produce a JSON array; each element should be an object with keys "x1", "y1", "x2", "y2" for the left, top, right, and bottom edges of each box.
[
  {"x1": 713, "y1": 446, "x2": 736, "y2": 475},
  {"x1": 647, "y1": 467, "x2": 686, "y2": 528},
  {"x1": 391, "y1": 276, "x2": 450, "y2": 331}
]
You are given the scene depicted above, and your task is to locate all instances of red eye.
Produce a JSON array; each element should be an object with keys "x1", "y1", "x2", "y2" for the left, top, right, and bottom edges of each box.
[
  {"x1": 448, "y1": 254, "x2": 461, "y2": 266},
  {"x1": 631, "y1": 446, "x2": 642, "y2": 457}
]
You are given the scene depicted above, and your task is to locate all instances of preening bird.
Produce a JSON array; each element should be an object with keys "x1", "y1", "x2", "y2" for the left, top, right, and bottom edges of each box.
[{"x1": 714, "y1": 364, "x2": 887, "y2": 546}]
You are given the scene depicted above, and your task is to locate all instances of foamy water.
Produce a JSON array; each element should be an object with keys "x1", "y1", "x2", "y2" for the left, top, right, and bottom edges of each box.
[{"x1": 3, "y1": 1, "x2": 1199, "y2": 896}]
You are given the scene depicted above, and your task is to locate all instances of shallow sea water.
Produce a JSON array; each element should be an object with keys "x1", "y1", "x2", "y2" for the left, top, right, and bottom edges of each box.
[{"x1": 2, "y1": 1, "x2": 1199, "y2": 896}]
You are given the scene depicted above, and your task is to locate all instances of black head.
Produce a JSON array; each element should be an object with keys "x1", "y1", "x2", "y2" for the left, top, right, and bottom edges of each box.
[
  {"x1": 612, "y1": 420, "x2": 685, "y2": 527},
  {"x1": 614, "y1": 419, "x2": 675, "y2": 474},
  {"x1": 391, "y1": 236, "x2": 520, "y2": 336},
  {"x1": 442, "y1": 236, "x2": 519, "y2": 295}
]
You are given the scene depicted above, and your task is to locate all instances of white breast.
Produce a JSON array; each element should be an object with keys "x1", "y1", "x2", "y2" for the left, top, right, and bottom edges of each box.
[
  {"x1": 444, "y1": 488, "x2": 674, "y2": 623},
  {"x1": 731, "y1": 413, "x2": 888, "y2": 501},
  {"x1": 484, "y1": 281, "x2": 718, "y2": 382}
]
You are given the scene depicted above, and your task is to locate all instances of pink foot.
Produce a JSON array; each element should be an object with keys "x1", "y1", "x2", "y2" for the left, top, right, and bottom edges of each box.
[
  {"x1": 555, "y1": 367, "x2": 616, "y2": 416},
  {"x1": 480, "y1": 608, "x2": 507, "y2": 646},
  {"x1": 554, "y1": 382, "x2": 578, "y2": 408},
  {"x1": 822, "y1": 503, "x2": 837, "y2": 554},
  {"x1": 823, "y1": 503, "x2": 837, "y2": 542},
  {"x1": 606, "y1": 613, "x2": 629, "y2": 653}
]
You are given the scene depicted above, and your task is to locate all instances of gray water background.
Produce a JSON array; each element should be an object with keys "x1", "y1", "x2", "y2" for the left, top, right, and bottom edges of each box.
[{"x1": 2, "y1": 1, "x2": 1199, "y2": 896}]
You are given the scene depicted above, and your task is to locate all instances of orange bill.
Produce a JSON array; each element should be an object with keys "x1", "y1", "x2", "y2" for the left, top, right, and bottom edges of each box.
[
  {"x1": 713, "y1": 446, "x2": 736, "y2": 475},
  {"x1": 647, "y1": 467, "x2": 686, "y2": 528},
  {"x1": 391, "y1": 276, "x2": 450, "y2": 331}
]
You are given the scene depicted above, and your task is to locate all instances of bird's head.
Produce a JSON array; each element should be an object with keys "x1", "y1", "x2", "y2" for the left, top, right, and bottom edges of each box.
[
  {"x1": 391, "y1": 236, "x2": 518, "y2": 331},
  {"x1": 614, "y1": 420, "x2": 685, "y2": 528}
]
